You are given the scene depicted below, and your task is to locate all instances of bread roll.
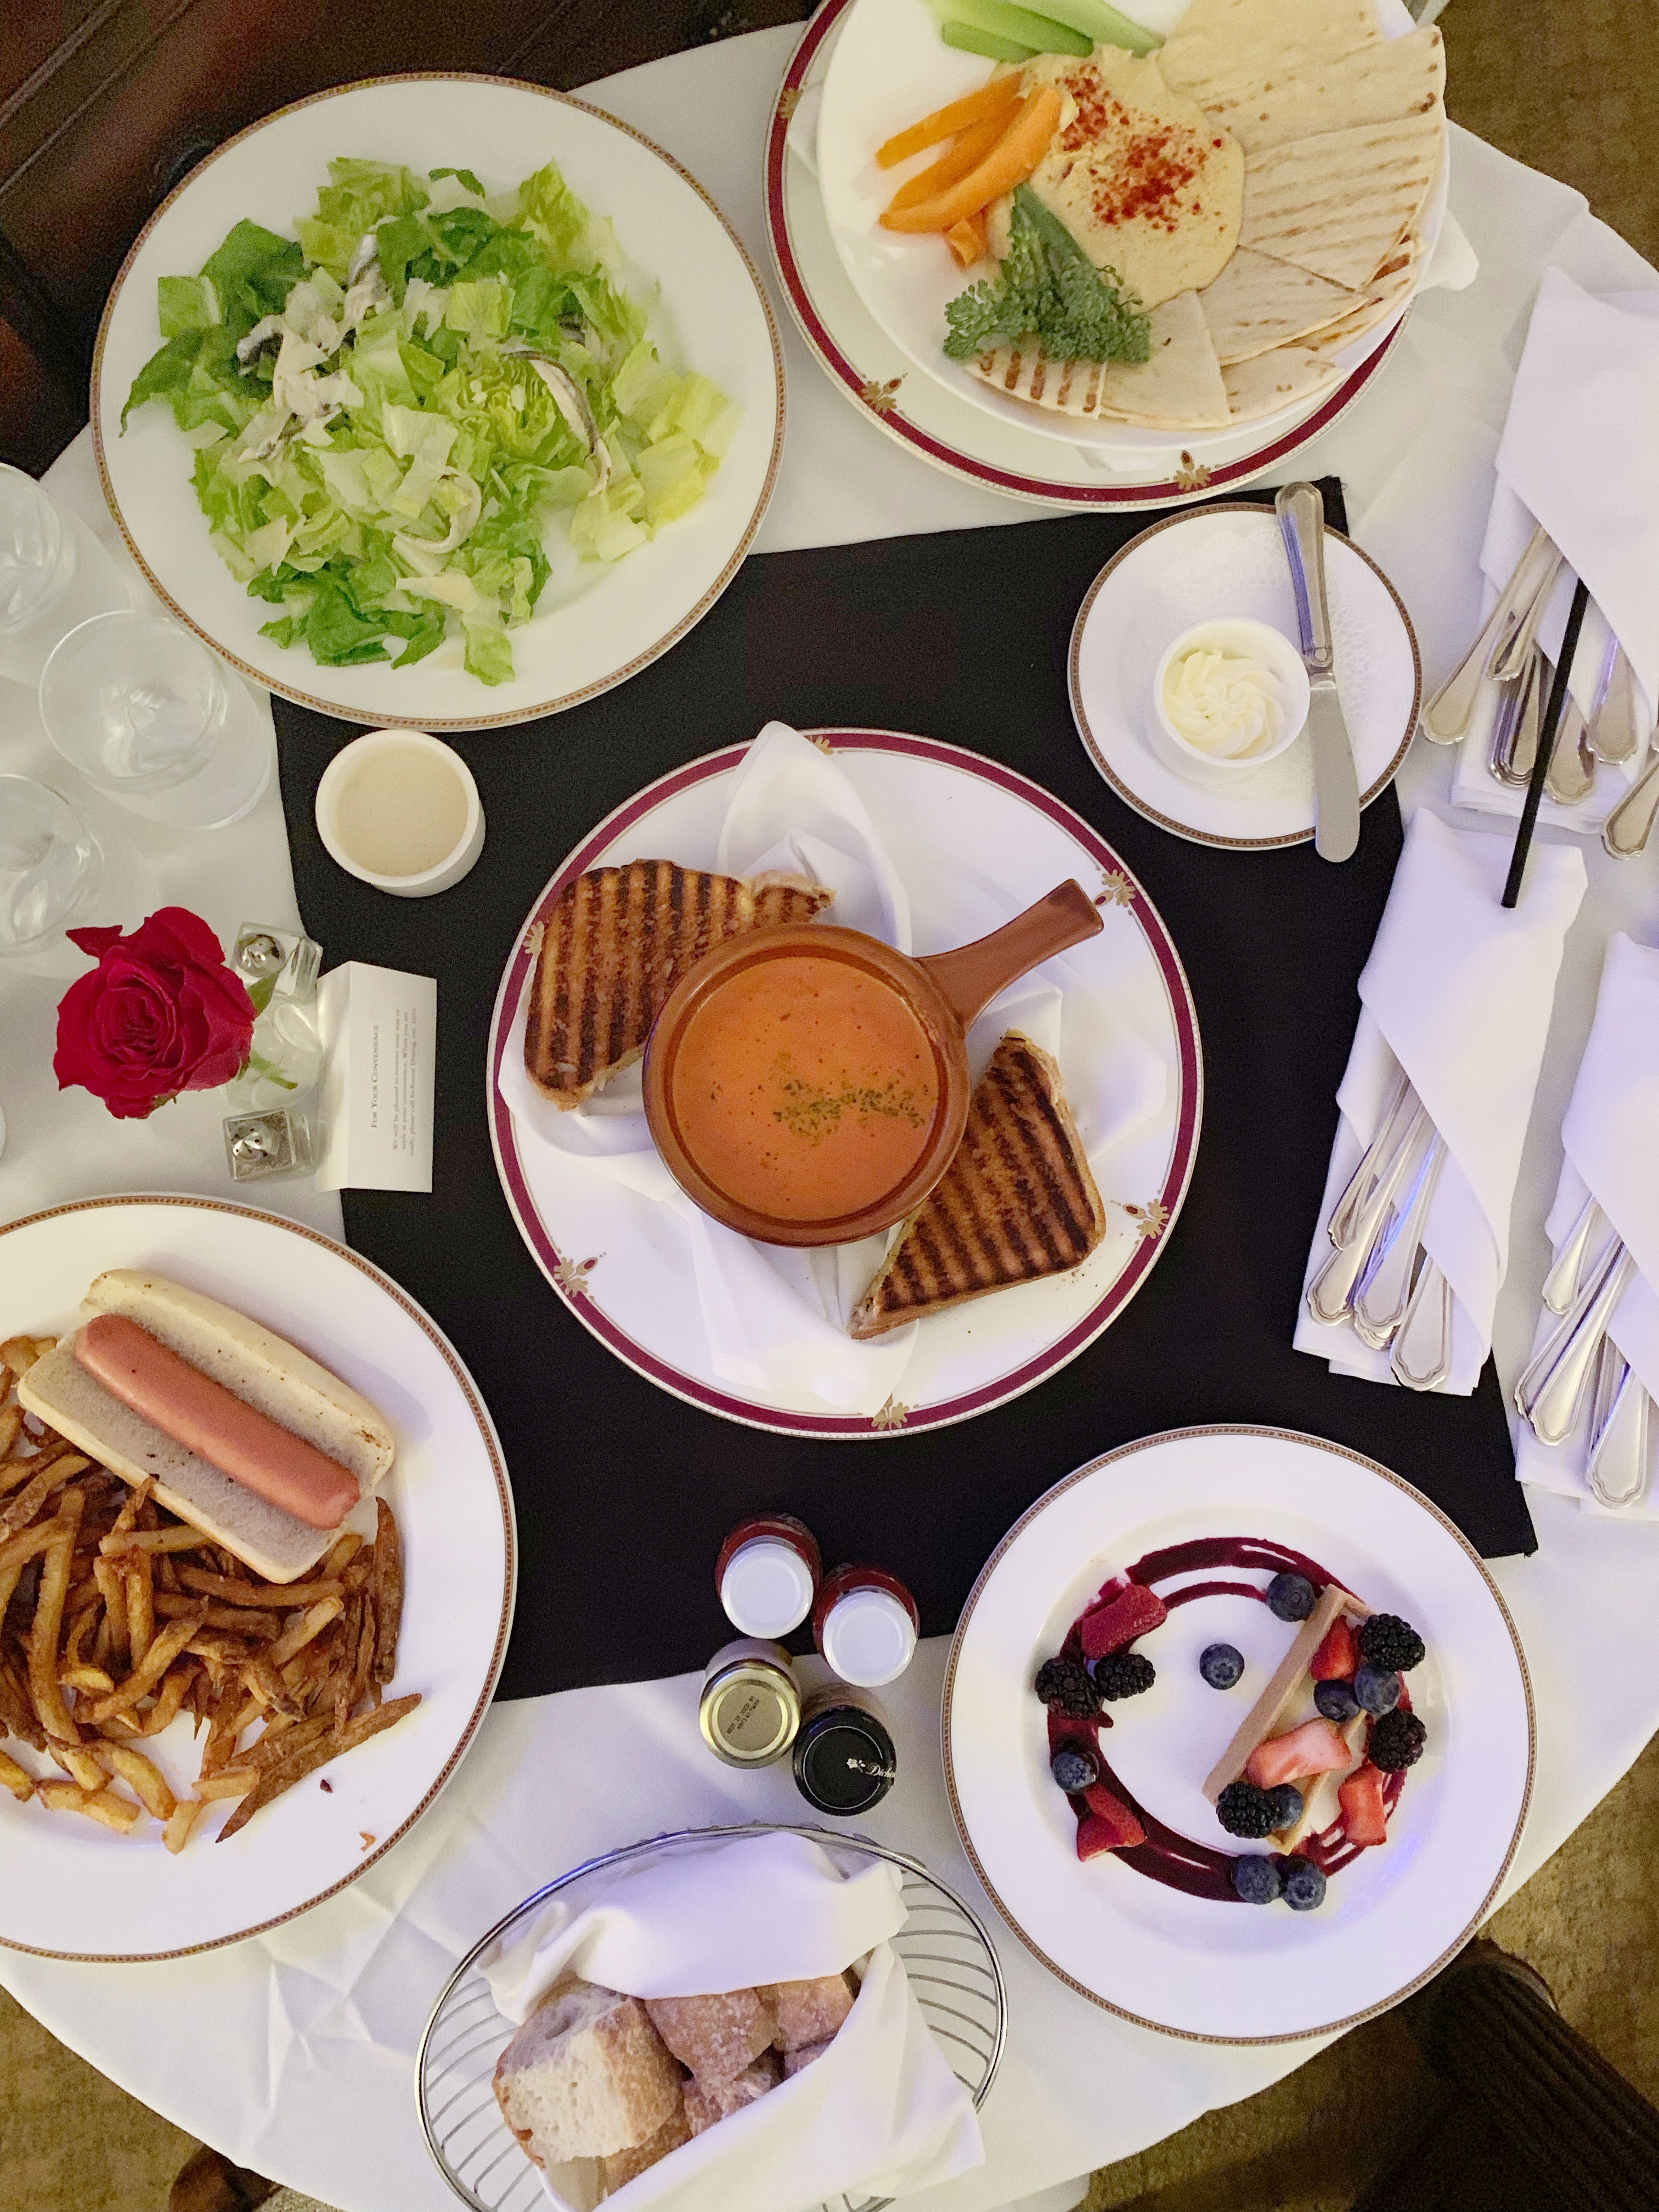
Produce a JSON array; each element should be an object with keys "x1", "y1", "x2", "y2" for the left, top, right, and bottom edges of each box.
[
  {"x1": 644, "y1": 1990, "x2": 776, "y2": 2085},
  {"x1": 682, "y1": 2052, "x2": 780, "y2": 2136},
  {"x1": 758, "y1": 1973, "x2": 855, "y2": 2050},
  {"x1": 493, "y1": 1983, "x2": 682, "y2": 2165}
]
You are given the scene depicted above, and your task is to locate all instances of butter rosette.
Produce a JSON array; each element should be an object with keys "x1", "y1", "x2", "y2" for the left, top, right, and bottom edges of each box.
[{"x1": 480, "y1": 1830, "x2": 984, "y2": 2212}]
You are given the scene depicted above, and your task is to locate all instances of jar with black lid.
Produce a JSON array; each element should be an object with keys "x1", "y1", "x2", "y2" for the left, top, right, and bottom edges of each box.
[{"x1": 791, "y1": 1688, "x2": 897, "y2": 1815}]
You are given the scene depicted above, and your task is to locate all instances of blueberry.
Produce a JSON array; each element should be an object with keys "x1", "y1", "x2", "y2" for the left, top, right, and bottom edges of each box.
[
  {"x1": 1266, "y1": 1572, "x2": 1317, "y2": 1622},
  {"x1": 1263, "y1": 1784, "x2": 1304, "y2": 1832},
  {"x1": 1051, "y1": 1746, "x2": 1099, "y2": 1794},
  {"x1": 1353, "y1": 1663, "x2": 1402, "y2": 1716},
  {"x1": 1200, "y1": 1642, "x2": 1245, "y2": 1690},
  {"x1": 1232, "y1": 1855, "x2": 1282, "y2": 1905},
  {"x1": 1282, "y1": 1857, "x2": 1327, "y2": 1911},
  {"x1": 1314, "y1": 1677, "x2": 1362, "y2": 1723}
]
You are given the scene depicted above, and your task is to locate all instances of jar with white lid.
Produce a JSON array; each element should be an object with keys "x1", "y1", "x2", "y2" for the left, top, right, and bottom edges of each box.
[
  {"x1": 716, "y1": 1512, "x2": 821, "y2": 1639},
  {"x1": 813, "y1": 1564, "x2": 919, "y2": 1688},
  {"x1": 698, "y1": 1638, "x2": 802, "y2": 1768}
]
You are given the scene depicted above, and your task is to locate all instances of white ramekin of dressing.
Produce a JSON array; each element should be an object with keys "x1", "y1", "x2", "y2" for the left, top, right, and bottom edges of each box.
[
  {"x1": 314, "y1": 730, "x2": 484, "y2": 896},
  {"x1": 1149, "y1": 618, "x2": 1310, "y2": 783}
]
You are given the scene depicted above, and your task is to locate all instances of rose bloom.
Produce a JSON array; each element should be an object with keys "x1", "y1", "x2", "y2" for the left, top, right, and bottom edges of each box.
[{"x1": 54, "y1": 907, "x2": 256, "y2": 1121}]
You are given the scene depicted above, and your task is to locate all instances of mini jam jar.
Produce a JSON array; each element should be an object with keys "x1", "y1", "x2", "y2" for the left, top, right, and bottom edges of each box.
[
  {"x1": 716, "y1": 1513, "x2": 821, "y2": 1640},
  {"x1": 698, "y1": 1638, "x2": 802, "y2": 1768},
  {"x1": 792, "y1": 1690, "x2": 898, "y2": 1816},
  {"x1": 813, "y1": 1565, "x2": 920, "y2": 1688}
]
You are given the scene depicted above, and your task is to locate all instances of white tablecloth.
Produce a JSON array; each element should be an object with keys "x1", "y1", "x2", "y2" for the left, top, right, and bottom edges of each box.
[{"x1": 3, "y1": 28, "x2": 1658, "y2": 2212}]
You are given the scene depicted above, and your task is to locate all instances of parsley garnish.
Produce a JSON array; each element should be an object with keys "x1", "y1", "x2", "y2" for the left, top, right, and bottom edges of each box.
[{"x1": 943, "y1": 185, "x2": 1151, "y2": 365}]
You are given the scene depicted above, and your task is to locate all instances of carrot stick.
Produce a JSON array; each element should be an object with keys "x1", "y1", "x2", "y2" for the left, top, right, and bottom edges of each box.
[
  {"x1": 876, "y1": 76, "x2": 1022, "y2": 167},
  {"x1": 879, "y1": 85, "x2": 1062, "y2": 233},
  {"x1": 886, "y1": 106, "x2": 1019, "y2": 213},
  {"x1": 945, "y1": 211, "x2": 990, "y2": 266}
]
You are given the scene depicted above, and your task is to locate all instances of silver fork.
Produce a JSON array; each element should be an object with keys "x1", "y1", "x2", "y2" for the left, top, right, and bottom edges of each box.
[
  {"x1": 1545, "y1": 695, "x2": 1596, "y2": 805},
  {"x1": 1351, "y1": 1131, "x2": 1447, "y2": 1350},
  {"x1": 1588, "y1": 639, "x2": 1641, "y2": 767},
  {"x1": 1490, "y1": 645, "x2": 1547, "y2": 787},
  {"x1": 1587, "y1": 1345, "x2": 1653, "y2": 1509},
  {"x1": 1515, "y1": 1234, "x2": 1635, "y2": 1446},
  {"x1": 1307, "y1": 1098, "x2": 1430, "y2": 1327}
]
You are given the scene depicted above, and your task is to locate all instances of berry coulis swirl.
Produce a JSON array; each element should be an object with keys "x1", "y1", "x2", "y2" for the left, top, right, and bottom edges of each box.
[{"x1": 1047, "y1": 1537, "x2": 1410, "y2": 1901}]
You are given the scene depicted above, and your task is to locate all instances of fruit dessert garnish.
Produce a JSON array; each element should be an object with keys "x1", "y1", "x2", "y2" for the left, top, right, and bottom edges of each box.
[{"x1": 1033, "y1": 1538, "x2": 1430, "y2": 1911}]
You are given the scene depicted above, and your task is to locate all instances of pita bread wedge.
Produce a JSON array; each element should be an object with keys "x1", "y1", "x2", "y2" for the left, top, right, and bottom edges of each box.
[
  {"x1": 1199, "y1": 247, "x2": 1359, "y2": 364},
  {"x1": 1222, "y1": 343, "x2": 1341, "y2": 423},
  {"x1": 1301, "y1": 247, "x2": 1417, "y2": 356},
  {"x1": 1240, "y1": 109, "x2": 1442, "y2": 288},
  {"x1": 1160, "y1": 0, "x2": 1380, "y2": 62},
  {"x1": 965, "y1": 292, "x2": 1229, "y2": 427},
  {"x1": 1162, "y1": 24, "x2": 1444, "y2": 156}
]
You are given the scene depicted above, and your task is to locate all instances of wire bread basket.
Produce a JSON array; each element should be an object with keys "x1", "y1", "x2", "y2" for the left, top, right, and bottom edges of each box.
[{"x1": 416, "y1": 1821, "x2": 1007, "y2": 2212}]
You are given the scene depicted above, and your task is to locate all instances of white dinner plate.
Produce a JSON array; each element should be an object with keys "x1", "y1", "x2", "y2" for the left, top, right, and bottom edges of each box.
[
  {"x1": 1069, "y1": 504, "x2": 1420, "y2": 847},
  {"x1": 945, "y1": 1427, "x2": 1533, "y2": 2041},
  {"x1": 93, "y1": 75, "x2": 784, "y2": 730},
  {"x1": 766, "y1": 3, "x2": 1414, "y2": 509},
  {"x1": 0, "y1": 1197, "x2": 515, "y2": 1960},
  {"x1": 488, "y1": 732, "x2": 1201, "y2": 1437}
]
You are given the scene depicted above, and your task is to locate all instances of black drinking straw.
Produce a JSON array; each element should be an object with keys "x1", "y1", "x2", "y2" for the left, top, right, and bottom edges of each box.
[{"x1": 1502, "y1": 575, "x2": 1590, "y2": 909}]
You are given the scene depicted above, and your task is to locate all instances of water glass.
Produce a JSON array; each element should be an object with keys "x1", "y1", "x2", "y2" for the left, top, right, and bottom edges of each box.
[
  {"x1": 39, "y1": 610, "x2": 273, "y2": 830},
  {"x1": 0, "y1": 775, "x2": 103, "y2": 961},
  {"x1": 0, "y1": 463, "x2": 128, "y2": 689}
]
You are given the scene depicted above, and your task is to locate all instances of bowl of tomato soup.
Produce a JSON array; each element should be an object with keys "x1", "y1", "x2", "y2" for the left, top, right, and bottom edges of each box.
[{"x1": 644, "y1": 881, "x2": 1103, "y2": 1247}]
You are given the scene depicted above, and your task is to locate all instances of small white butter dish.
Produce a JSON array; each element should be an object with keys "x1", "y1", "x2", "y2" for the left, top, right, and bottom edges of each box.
[
  {"x1": 315, "y1": 729, "x2": 484, "y2": 896},
  {"x1": 1149, "y1": 618, "x2": 1310, "y2": 783}
]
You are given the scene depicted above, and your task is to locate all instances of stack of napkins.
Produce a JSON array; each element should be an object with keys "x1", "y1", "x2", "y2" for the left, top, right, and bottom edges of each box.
[
  {"x1": 1296, "y1": 810, "x2": 1585, "y2": 1391},
  {"x1": 1516, "y1": 934, "x2": 1659, "y2": 1514},
  {"x1": 1452, "y1": 268, "x2": 1659, "y2": 828}
]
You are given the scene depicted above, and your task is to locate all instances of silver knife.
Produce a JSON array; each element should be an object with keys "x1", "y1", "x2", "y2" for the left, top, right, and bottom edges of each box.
[{"x1": 1276, "y1": 482, "x2": 1361, "y2": 862}]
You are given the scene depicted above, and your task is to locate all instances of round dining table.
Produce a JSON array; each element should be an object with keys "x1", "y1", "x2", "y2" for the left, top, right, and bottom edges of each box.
[{"x1": 2, "y1": 24, "x2": 1657, "y2": 2212}]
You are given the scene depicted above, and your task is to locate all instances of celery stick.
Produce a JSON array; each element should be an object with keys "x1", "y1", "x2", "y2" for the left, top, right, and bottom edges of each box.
[
  {"x1": 941, "y1": 0, "x2": 1092, "y2": 58},
  {"x1": 1023, "y1": 0, "x2": 1163, "y2": 52},
  {"x1": 941, "y1": 20, "x2": 1037, "y2": 61}
]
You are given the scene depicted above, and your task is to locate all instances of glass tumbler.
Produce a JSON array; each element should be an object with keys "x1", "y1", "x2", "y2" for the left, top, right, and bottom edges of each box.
[
  {"x1": 40, "y1": 610, "x2": 274, "y2": 830},
  {"x1": 0, "y1": 775, "x2": 103, "y2": 962},
  {"x1": 0, "y1": 464, "x2": 128, "y2": 688}
]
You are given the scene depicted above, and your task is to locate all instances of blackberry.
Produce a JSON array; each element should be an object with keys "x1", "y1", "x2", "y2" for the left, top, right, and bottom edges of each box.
[
  {"x1": 1035, "y1": 1657, "x2": 1101, "y2": 1719},
  {"x1": 1282, "y1": 1857, "x2": 1327, "y2": 1912},
  {"x1": 1369, "y1": 1708, "x2": 1427, "y2": 1771},
  {"x1": 1232, "y1": 1855, "x2": 1282, "y2": 1905},
  {"x1": 1263, "y1": 1784, "x2": 1304, "y2": 1832},
  {"x1": 1216, "y1": 1780, "x2": 1277, "y2": 1839},
  {"x1": 1358, "y1": 1613, "x2": 1426, "y2": 1672},
  {"x1": 1050, "y1": 1745, "x2": 1099, "y2": 1794},
  {"x1": 1314, "y1": 1677, "x2": 1362, "y2": 1723},
  {"x1": 1353, "y1": 1662, "x2": 1402, "y2": 1717},
  {"x1": 1200, "y1": 1642, "x2": 1245, "y2": 1690},
  {"x1": 1093, "y1": 1650, "x2": 1156, "y2": 1701},
  {"x1": 1266, "y1": 1572, "x2": 1317, "y2": 1622}
]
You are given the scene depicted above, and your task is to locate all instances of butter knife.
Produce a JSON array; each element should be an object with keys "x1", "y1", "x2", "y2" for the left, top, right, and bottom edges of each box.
[{"x1": 1276, "y1": 482, "x2": 1361, "y2": 862}]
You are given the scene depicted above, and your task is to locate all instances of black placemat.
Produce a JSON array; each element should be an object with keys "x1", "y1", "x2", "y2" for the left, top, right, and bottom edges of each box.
[{"x1": 275, "y1": 482, "x2": 1534, "y2": 1699}]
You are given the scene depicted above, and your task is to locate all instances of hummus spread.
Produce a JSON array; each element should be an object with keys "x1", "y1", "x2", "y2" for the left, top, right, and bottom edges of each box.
[{"x1": 993, "y1": 47, "x2": 1244, "y2": 310}]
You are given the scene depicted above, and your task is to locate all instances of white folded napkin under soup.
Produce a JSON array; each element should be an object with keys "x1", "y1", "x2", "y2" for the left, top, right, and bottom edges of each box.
[
  {"x1": 1295, "y1": 810, "x2": 1586, "y2": 1392},
  {"x1": 479, "y1": 1831, "x2": 984, "y2": 2212},
  {"x1": 1452, "y1": 274, "x2": 1659, "y2": 829},
  {"x1": 1516, "y1": 933, "x2": 1659, "y2": 1514},
  {"x1": 497, "y1": 720, "x2": 1167, "y2": 1416}
]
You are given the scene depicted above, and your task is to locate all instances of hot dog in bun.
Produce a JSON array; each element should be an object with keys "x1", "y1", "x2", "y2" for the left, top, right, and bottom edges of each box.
[{"x1": 18, "y1": 1271, "x2": 394, "y2": 1583}]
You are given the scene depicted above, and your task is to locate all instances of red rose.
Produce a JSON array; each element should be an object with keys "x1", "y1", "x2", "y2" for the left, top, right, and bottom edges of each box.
[{"x1": 54, "y1": 907, "x2": 256, "y2": 1121}]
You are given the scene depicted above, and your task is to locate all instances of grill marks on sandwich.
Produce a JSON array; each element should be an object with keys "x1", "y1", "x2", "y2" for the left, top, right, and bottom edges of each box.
[
  {"x1": 850, "y1": 1033, "x2": 1105, "y2": 1338},
  {"x1": 523, "y1": 861, "x2": 833, "y2": 1107}
]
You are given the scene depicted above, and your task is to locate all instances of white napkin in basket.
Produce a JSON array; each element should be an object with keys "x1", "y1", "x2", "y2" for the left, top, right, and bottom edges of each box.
[
  {"x1": 1517, "y1": 934, "x2": 1659, "y2": 1514},
  {"x1": 1295, "y1": 810, "x2": 1585, "y2": 1391},
  {"x1": 481, "y1": 1832, "x2": 983, "y2": 2212}
]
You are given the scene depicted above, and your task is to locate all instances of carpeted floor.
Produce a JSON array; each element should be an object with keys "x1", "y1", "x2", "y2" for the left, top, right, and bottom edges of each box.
[{"x1": 3, "y1": 2, "x2": 1658, "y2": 2207}]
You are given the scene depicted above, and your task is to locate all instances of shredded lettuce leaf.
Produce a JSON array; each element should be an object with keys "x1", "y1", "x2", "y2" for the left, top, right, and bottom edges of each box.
[{"x1": 124, "y1": 156, "x2": 738, "y2": 684}]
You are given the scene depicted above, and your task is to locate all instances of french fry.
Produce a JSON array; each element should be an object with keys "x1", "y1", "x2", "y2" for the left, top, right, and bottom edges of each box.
[
  {"x1": 0, "y1": 1335, "x2": 43, "y2": 1380},
  {"x1": 199, "y1": 1690, "x2": 256, "y2": 1776},
  {"x1": 0, "y1": 1455, "x2": 88, "y2": 1538},
  {"x1": 0, "y1": 1404, "x2": 21, "y2": 1459},
  {"x1": 0, "y1": 1747, "x2": 33, "y2": 1801},
  {"x1": 155, "y1": 1592, "x2": 280, "y2": 1639},
  {"x1": 134, "y1": 1663, "x2": 195, "y2": 1739},
  {"x1": 28, "y1": 1504, "x2": 84, "y2": 1745},
  {"x1": 217, "y1": 1694, "x2": 421, "y2": 1842},
  {"x1": 239, "y1": 1656, "x2": 303, "y2": 1720},
  {"x1": 125, "y1": 1550, "x2": 155, "y2": 1668},
  {"x1": 53, "y1": 1746, "x2": 108, "y2": 1791},
  {"x1": 35, "y1": 1779, "x2": 141, "y2": 1833},
  {"x1": 94, "y1": 1742, "x2": 176, "y2": 1821},
  {"x1": 92, "y1": 1555, "x2": 130, "y2": 1668},
  {"x1": 106, "y1": 1475, "x2": 154, "y2": 1542},
  {"x1": 99, "y1": 1526, "x2": 211, "y2": 1556},
  {"x1": 163, "y1": 1797, "x2": 207, "y2": 1852},
  {"x1": 322, "y1": 1532, "x2": 363, "y2": 1578},
  {"x1": 268, "y1": 1599, "x2": 342, "y2": 1670},
  {"x1": 176, "y1": 1567, "x2": 345, "y2": 1609},
  {"x1": 82, "y1": 1613, "x2": 204, "y2": 1723},
  {"x1": 371, "y1": 1500, "x2": 403, "y2": 1686},
  {"x1": 0, "y1": 1518, "x2": 64, "y2": 1622},
  {"x1": 0, "y1": 1654, "x2": 46, "y2": 1750},
  {"x1": 194, "y1": 1767, "x2": 257, "y2": 1800}
]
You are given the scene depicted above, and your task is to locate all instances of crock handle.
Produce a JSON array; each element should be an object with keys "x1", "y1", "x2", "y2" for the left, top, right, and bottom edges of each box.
[{"x1": 915, "y1": 879, "x2": 1105, "y2": 1030}]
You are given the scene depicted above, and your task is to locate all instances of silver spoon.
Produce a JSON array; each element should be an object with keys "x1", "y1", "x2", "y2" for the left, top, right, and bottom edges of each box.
[
  {"x1": 1352, "y1": 1134, "x2": 1446, "y2": 1350},
  {"x1": 1588, "y1": 640, "x2": 1640, "y2": 767},
  {"x1": 1588, "y1": 1350, "x2": 1652, "y2": 1509},
  {"x1": 1516, "y1": 1238, "x2": 1635, "y2": 1446},
  {"x1": 1391, "y1": 1257, "x2": 1453, "y2": 1390},
  {"x1": 1421, "y1": 527, "x2": 1556, "y2": 746},
  {"x1": 1603, "y1": 744, "x2": 1659, "y2": 859},
  {"x1": 1545, "y1": 696, "x2": 1595, "y2": 805}
]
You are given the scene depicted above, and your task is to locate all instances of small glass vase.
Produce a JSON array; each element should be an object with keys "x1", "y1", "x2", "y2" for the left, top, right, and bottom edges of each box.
[{"x1": 222, "y1": 924, "x2": 324, "y2": 1183}]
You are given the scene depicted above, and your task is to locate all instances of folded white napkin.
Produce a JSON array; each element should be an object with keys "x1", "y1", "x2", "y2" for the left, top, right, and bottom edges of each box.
[
  {"x1": 498, "y1": 720, "x2": 1166, "y2": 1417},
  {"x1": 480, "y1": 1832, "x2": 983, "y2": 2212},
  {"x1": 1516, "y1": 933, "x2": 1659, "y2": 1514},
  {"x1": 1296, "y1": 810, "x2": 1586, "y2": 1391},
  {"x1": 1452, "y1": 274, "x2": 1659, "y2": 828}
]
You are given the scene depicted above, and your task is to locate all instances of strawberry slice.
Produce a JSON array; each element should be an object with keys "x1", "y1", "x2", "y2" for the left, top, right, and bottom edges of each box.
[
  {"x1": 1310, "y1": 1617, "x2": 1358, "y2": 1681},
  {"x1": 1079, "y1": 1583, "x2": 1167, "y2": 1662},
  {"x1": 1245, "y1": 1716, "x2": 1353, "y2": 1791},
  {"x1": 1339, "y1": 1761, "x2": 1389, "y2": 1847},
  {"x1": 1081, "y1": 1782, "x2": 1147, "y2": 1849},
  {"x1": 1077, "y1": 1807, "x2": 1145, "y2": 1861}
]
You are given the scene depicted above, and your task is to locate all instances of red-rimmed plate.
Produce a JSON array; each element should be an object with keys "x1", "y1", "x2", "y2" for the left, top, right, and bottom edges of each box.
[
  {"x1": 488, "y1": 732, "x2": 1201, "y2": 1436},
  {"x1": 764, "y1": 0, "x2": 1414, "y2": 512}
]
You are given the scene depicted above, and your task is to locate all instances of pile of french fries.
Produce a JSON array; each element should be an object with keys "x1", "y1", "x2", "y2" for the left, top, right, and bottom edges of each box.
[{"x1": 0, "y1": 1333, "x2": 419, "y2": 1852}]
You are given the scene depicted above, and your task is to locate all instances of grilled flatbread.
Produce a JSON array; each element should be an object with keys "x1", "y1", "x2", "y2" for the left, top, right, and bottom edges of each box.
[
  {"x1": 849, "y1": 1032, "x2": 1104, "y2": 1339},
  {"x1": 1162, "y1": 22, "x2": 1444, "y2": 156},
  {"x1": 523, "y1": 861, "x2": 832, "y2": 1108},
  {"x1": 1199, "y1": 247, "x2": 1359, "y2": 364},
  {"x1": 966, "y1": 290, "x2": 1229, "y2": 426},
  {"x1": 1240, "y1": 110, "x2": 1443, "y2": 289},
  {"x1": 1223, "y1": 341, "x2": 1341, "y2": 422}
]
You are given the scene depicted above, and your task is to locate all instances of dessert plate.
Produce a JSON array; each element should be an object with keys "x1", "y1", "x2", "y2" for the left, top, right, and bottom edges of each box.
[
  {"x1": 945, "y1": 1427, "x2": 1533, "y2": 2041},
  {"x1": 0, "y1": 1197, "x2": 514, "y2": 1960},
  {"x1": 1070, "y1": 505, "x2": 1420, "y2": 848},
  {"x1": 488, "y1": 732, "x2": 1201, "y2": 1437},
  {"x1": 765, "y1": 1, "x2": 1413, "y2": 509},
  {"x1": 94, "y1": 75, "x2": 784, "y2": 730}
]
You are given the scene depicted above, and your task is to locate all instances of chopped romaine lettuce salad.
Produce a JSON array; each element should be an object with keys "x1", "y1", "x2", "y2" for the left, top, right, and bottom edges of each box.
[{"x1": 123, "y1": 158, "x2": 741, "y2": 685}]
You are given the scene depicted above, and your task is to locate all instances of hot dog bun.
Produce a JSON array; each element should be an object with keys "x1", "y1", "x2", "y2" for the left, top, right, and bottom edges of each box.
[{"x1": 17, "y1": 1271, "x2": 395, "y2": 1583}]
